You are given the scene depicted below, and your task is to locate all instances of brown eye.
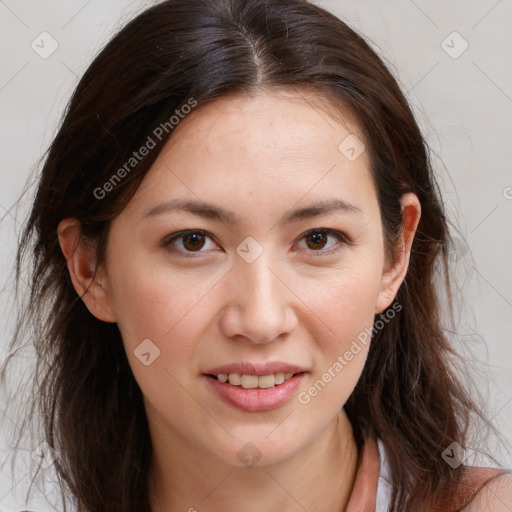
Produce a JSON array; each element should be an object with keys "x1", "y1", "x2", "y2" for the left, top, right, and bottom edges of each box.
[
  {"x1": 163, "y1": 230, "x2": 217, "y2": 257},
  {"x1": 305, "y1": 230, "x2": 329, "y2": 250},
  {"x1": 297, "y1": 228, "x2": 349, "y2": 256},
  {"x1": 182, "y1": 232, "x2": 206, "y2": 251}
]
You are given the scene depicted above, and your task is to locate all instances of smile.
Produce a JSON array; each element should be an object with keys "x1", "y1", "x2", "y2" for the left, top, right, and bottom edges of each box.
[
  {"x1": 204, "y1": 372, "x2": 306, "y2": 412},
  {"x1": 211, "y1": 372, "x2": 297, "y2": 388}
]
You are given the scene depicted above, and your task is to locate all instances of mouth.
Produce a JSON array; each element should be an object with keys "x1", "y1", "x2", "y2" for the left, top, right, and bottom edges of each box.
[
  {"x1": 205, "y1": 371, "x2": 304, "y2": 389},
  {"x1": 202, "y1": 364, "x2": 307, "y2": 412}
]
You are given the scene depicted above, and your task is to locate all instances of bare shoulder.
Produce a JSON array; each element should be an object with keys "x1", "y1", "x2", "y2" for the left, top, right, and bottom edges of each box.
[{"x1": 460, "y1": 472, "x2": 512, "y2": 511}]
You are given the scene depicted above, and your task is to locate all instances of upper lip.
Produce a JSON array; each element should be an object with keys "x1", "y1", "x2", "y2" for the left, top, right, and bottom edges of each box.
[{"x1": 203, "y1": 362, "x2": 307, "y2": 376}]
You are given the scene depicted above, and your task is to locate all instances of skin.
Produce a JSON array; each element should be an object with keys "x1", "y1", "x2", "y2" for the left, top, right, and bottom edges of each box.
[
  {"x1": 58, "y1": 88, "x2": 422, "y2": 511},
  {"x1": 461, "y1": 473, "x2": 512, "y2": 511}
]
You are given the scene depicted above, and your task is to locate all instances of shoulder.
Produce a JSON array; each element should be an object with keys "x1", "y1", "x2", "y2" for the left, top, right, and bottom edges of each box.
[{"x1": 460, "y1": 472, "x2": 512, "y2": 511}]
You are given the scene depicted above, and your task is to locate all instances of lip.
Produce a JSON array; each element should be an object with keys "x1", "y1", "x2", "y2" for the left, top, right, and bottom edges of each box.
[
  {"x1": 203, "y1": 361, "x2": 306, "y2": 376},
  {"x1": 204, "y1": 372, "x2": 306, "y2": 412}
]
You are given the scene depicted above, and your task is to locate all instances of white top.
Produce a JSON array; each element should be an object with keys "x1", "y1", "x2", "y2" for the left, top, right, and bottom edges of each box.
[{"x1": 376, "y1": 438, "x2": 394, "y2": 511}]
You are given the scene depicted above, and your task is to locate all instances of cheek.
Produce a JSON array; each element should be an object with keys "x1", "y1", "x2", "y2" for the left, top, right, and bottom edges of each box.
[
  {"x1": 302, "y1": 260, "x2": 382, "y2": 350},
  {"x1": 113, "y1": 270, "x2": 215, "y2": 420},
  {"x1": 107, "y1": 253, "x2": 216, "y2": 367},
  {"x1": 317, "y1": 277, "x2": 377, "y2": 332},
  {"x1": 295, "y1": 256, "x2": 382, "y2": 404}
]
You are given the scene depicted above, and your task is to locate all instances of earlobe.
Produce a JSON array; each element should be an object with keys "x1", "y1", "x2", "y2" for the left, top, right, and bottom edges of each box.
[
  {"x1": 375, "y1": 193, "x2": 421, "y2": 314},
  {"x1": 57, "y1": 218, "x2": 116, "y2": 323}
]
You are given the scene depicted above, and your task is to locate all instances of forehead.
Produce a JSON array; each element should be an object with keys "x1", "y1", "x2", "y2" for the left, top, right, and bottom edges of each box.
[
  {"x1": 122, "y1": 88, "x2": 377, "y2": 223},
  {"x1": 167, "y1": 87, "x2": 363, "y2": 156}
]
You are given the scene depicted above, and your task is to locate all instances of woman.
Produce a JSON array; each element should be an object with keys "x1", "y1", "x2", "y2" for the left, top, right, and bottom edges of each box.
[{"x1": 1, "y1": 0, "x2": 511, "y2": 510}]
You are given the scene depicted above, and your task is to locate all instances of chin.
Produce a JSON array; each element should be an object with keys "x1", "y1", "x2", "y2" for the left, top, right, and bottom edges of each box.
[{"x1": 211, "y1": 429, "x2": 309, "y2": 469}]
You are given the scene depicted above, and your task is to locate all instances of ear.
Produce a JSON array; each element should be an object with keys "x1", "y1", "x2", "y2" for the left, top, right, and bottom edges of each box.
[
  {"x1": 375, "y1": 192, "x2": 421, "y2": 314},
  {"x1": 57, "y1": 218, "x2": 116, "y2": 323}
]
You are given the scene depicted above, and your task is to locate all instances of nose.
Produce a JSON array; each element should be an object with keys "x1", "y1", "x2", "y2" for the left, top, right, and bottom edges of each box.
[{"x1": 219, "y1": 252, "x2": 298, "y2": 344}]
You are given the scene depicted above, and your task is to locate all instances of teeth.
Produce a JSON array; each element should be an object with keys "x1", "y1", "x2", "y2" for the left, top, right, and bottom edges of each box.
[
  {"x1": 229, "y1": 373, "x2": 241, "y2": 386},
  {"x1": 215, "y1": 372, "x2": 298, "y2": 388},
  {"x1": 257, "y1": 374, "x2": 275, "y2": 389},
  {"x1": 241, "y1": 375, "x2": 259, "y2": 388},
  {"x1": 274, "y1": 372, "x2": 285, "y2": 385}
]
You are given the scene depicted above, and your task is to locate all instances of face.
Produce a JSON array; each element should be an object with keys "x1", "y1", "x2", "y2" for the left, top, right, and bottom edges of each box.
[{"x1": 93, "y1": 89, "x2": 409, "y2": 467}]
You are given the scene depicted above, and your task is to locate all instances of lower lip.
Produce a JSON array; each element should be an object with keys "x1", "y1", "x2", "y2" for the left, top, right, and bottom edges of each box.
[{"x1": 204, "y1": 373, "x2": 306, "y2": 412}]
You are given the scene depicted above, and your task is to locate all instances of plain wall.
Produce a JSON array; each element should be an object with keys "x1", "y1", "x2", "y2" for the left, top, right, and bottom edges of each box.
[{"x1": 1, "y1": 1, "x2": 511, "y2": 510}]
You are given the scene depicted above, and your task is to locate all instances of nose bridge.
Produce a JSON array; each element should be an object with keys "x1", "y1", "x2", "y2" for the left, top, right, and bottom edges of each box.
[
  {"x1": 244, "y1": 254, "x2": 281, "y2": 314},
  {"x1": 220, "y1": 245, "x2": 296, "y2": 343}
]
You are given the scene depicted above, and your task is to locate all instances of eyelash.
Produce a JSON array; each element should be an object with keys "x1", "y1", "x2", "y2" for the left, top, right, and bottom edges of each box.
[{"x1": 161, "y1": 228, "x2": 351, "y2": 259}]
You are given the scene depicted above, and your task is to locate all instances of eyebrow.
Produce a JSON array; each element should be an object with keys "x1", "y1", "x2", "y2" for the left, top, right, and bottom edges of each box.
[{"x1": 143, "y1": 197, "x2": 362, "y2": 225}]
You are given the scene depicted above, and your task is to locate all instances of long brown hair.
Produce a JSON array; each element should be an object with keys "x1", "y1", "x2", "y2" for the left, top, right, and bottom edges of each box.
[{"x1": 1, "y1": 0, "x2": 505, "y2": 510}]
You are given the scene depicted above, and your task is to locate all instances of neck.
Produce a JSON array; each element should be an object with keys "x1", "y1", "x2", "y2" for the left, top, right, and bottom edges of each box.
[{"x1": 148, "y1": 409, "x2": 359, "y2": 512}]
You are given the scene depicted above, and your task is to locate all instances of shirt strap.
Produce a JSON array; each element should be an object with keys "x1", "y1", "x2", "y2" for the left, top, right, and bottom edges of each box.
[{"x1": 345, "y1": 436, "x2": 380, "y2": 512}]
